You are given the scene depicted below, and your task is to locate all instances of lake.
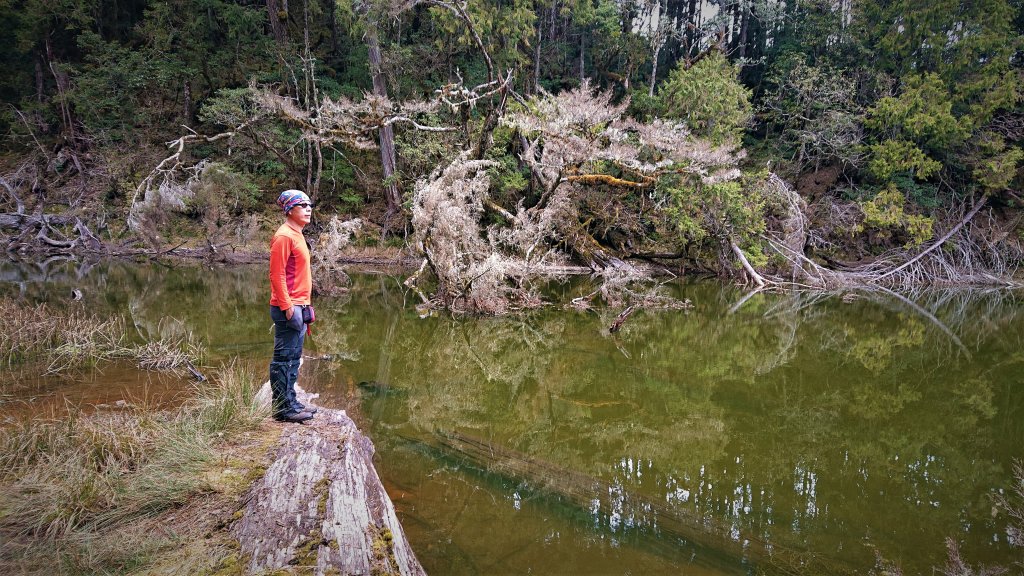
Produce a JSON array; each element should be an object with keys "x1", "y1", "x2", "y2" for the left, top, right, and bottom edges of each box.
[{"x1": 2, "y1": 259, "x2": 1021, "y2": 574}]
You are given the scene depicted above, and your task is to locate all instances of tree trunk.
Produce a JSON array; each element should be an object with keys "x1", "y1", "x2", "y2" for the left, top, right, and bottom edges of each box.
[
  {"x1": 684, "y1": 0, "x2": 699, "y2": 58},
  {"x1": 233, "y1": 384, "x2": 426, "y2": 575},
  {"x1": 183, "y1": 78, "x2": 193, "y2": 122},
  {"x1": 0, "y1": 212, "x2": 77, "y2": 228},
  {"x1": 561, "y1": 218, "x2": 631, "y2": 272},
  {"x1": 730, "y1": 238, "x2": 766, "y2": 287},
  {"x1": 327, "y1": 0, "x2": 339, "y2": 56},
  {"x1": 579, "y1": 33, "x2": 585, "y2": 83},
  {"x1": 730, "y1": 1, "x2": 741, "y2": 51},
  {"x1": 432, "y1": 430, "x2": 859, "y2": 576},
  {"x1": 737, "y1": 1, "x2": 749, "y2": 59},
  {"x1": 44, "y1": 37, "x2": 75, "y2": 142},
  {"x1": 365, "y1": 22, "x2": 402, "y2": 224},
  {"x1": 472, "y1": 83, "x2": 508, "y2": 160},
  {"x1": 266, "y1": 0, "x2": 288, "y2": 44},
  {"x1": 34, "y1": 55, "x2": 44, "y2": 103},
  {"x1": 534, "y1": 9, "x2": 543, "y2": 93},
  {"x1": 648, "y1": 43, "x2": 662, "y2": 98}
]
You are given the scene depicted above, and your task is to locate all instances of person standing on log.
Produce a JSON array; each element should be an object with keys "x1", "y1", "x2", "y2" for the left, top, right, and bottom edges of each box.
[{"x1": 268, "y1": 189, "x2": 318, "y2": 423}]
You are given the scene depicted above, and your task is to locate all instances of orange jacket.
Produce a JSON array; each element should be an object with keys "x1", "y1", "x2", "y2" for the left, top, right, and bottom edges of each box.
[{"x1": 269, "y1": 223, "x2": 312, "y2": 310}]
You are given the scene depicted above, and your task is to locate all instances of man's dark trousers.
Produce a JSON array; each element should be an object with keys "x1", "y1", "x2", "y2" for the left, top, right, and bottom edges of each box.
[{"x1": 269, "y1": 305, "x2": 305, "y2": 417}]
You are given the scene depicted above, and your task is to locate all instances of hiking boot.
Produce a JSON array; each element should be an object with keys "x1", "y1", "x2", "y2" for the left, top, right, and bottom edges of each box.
[
  {"x1": 292, "y1": 401, "x2": 318, "y2": 414},
  {"x1": 274, "y1": 410, "x2": 314, "y2": 423}
]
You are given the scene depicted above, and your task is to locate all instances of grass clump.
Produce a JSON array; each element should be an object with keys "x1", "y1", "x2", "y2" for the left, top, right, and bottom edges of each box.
[
  {"x1": 0, "y1": 297, "x2": 204, "y2": 375},
  {"x1": 0, "y1": 362, "x2": 269, "y2": 574},
  {"x1": 370, "y1": 524, "x2": 398, "y2": 576},
  {"x1": 0, "y1": 299, "x2": 124, "y2": 370}
]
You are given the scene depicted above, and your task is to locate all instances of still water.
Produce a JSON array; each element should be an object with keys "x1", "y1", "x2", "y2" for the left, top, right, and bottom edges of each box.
[{"x1": 3, "y1": 260, "x2": 1022, "y2": 574}]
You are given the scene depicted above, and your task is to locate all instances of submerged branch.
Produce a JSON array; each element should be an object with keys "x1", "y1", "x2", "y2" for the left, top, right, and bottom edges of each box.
[
  {"x1": 432, "y1": 430, "x2": 859, "y2": 575},
  {"x1": 608, "y1": 304, "x2": 636, "y2": 333}
]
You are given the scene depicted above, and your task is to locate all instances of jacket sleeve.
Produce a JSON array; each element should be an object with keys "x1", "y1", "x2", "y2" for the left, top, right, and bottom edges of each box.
[{"x1": 269, "y1": 234, "x2": 293, "y2": 310}]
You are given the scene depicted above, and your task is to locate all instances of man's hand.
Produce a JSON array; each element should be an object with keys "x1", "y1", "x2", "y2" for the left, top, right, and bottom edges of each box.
[{"x1": 284, "y1": 306, "x2": 294, "y2": 320}]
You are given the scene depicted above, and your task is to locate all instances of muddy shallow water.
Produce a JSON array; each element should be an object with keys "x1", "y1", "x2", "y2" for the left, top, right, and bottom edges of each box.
[{"x1": 3, "y1": 259, "x2": 1022, "y2": 574}]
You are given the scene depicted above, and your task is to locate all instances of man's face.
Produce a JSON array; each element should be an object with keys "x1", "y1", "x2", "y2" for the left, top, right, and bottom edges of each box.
[{"x1": 287, "y1": 203, "x2": 312, "y2": 227}]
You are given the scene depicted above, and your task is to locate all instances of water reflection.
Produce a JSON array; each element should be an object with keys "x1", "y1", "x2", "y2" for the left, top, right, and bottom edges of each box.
[
  {"x1": 338, "y1": 281, "x2": 1022, "y2": 574},
  {"x1": 1, "y1": 261, "x2": 1021, "y2": 574}
]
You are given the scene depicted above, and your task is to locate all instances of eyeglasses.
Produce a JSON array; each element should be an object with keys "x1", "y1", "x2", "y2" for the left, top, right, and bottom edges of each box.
[{"x1": 294, "y1": 203, "x2": 312, "y2": 209}]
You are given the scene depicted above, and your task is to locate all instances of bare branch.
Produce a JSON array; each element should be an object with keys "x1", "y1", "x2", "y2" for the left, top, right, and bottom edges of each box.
[
  {"x1": 873, "y1": 196, "x2": 988, "y2": 283},
  {"x1": 382, "y1": 116, "x2": 459, "y2": 132},
  {"x1": 731, "y1": 239, "x2": 766, "y2": 287},
  {"x1": 0, "y1": 176, "x2": 25, "y2": 215}
]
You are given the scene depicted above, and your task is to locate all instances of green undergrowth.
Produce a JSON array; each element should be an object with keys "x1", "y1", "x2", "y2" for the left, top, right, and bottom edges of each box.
[{"x1": 0, "y1": 362, "x2": 271, "y2": 574}]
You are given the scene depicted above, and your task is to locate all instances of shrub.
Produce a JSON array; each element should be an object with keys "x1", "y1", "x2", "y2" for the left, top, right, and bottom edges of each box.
[
  {"x1": 857, "y1": 184, "x2": 934, "y2": 248},
  {"x1": 656, "y1": 51, "x2": 752, "y2": 145}
]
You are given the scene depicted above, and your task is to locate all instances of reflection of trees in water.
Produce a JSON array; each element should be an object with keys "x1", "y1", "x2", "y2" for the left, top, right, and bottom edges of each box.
[
  {"x1": 1, "y1": 261, "x2": 275, "y2": 355},
  {"x1": 370, "y1": 309, "x2": 734, "y2": 489},
  {"x1": 725, "y1": 291, "x2": 1019, "y2": 568},
  {"x1": 387, "y1": 314, "x2": 564, "y2": 430},
  {"x1": 374, "y1": 284, "x2": 1020, "y2": 460},
  {"x1": 364, "y1": 285, "x2": 1022, "y2": 571},
  {"x1": 913, "y1": 289, "x2": 1024, "y2": 337}
]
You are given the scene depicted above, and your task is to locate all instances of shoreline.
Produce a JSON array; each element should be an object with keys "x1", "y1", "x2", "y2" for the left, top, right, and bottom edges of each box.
[
  {"x1": 4, "y1": 246, "x2": 1020, "y2": 290},
  {"x1": 0, "y1": 365, "x2": 425, "y2": 575}
]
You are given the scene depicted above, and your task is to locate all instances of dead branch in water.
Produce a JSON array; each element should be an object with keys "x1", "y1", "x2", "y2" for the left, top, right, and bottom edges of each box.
[{"x1": 608, "y1": 304, "x2": 636, "y2": 333}]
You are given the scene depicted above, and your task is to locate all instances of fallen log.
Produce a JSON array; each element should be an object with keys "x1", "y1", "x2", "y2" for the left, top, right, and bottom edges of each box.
[
  {"x1": 232, "y1": 383, "x2": 425, "y2": 575},
  {"x1": 433, "y1": 430, "x2": 859, "y2": 576},
  {"x1": 0, "y1": 212, "x2": 78, "y2": 228}
]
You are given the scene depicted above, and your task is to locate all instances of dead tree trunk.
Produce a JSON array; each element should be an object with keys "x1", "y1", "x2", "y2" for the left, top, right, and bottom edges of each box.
[
  {"x1": 533, "y1": 10, "x2": 543, "y2": 93},
  {"x1": 648, "y1": 42, "x2": 662, "y2": 98},
  {"x1": 365, "y1": 21, "x2": 403, "y2": 228},
  {"x1": 433, "y1": 430, "x2": 859, "y2": 576},
  {"x1": 234, "y1": 383, "x2": 425, "y2": 575},
  {"x1": 560, "y1": 218, "x2": 632, "y2": 272}
]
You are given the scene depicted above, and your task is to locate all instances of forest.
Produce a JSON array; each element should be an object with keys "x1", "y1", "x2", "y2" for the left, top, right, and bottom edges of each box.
[{"x1": 1, "y1": 0, "x2": 1023, "y2": 310}]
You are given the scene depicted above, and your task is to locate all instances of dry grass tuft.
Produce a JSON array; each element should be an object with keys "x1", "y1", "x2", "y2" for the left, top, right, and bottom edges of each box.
[
  {"x1": 0, "y1": 362, "x2": 268, "y2": 573},
  {"x1": 0, "y1": 297, "x2": 205, "y2": 377},
  {"x1": 0, "y1": 299, "x2": 124, "y2": 370}
]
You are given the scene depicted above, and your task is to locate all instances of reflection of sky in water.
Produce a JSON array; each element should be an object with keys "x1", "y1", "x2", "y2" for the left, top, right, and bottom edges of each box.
[{"x1": 4, "y1": 261, "x2": 1023, "y2": 575}]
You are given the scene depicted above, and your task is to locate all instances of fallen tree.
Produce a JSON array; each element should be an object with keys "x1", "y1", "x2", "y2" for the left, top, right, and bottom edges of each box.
[
  {"x1": 431, "y1": 429, "x2": 860, "y2": 576},
  {"x1": 760, "y1": 186, "x2": 1024, "y2": 290},
  {"x1": 234, "y1": 383, "x2": 425, "y2": 575},
  {"x1": 2, "y1": 211, "x2": 106, "y2": 255},
  {"x1": 405, "y1": 82, "x2": 746, "y2": 313}
]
